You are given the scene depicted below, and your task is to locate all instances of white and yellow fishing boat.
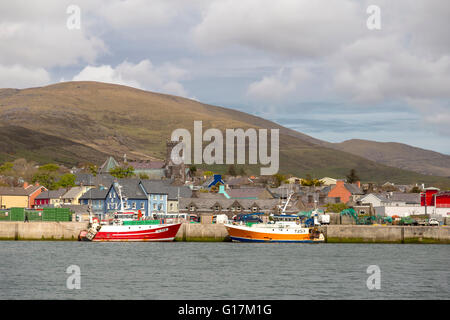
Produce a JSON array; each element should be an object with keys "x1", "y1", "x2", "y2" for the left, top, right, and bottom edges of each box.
[{"x1": 225, "y1": 214, "x2": 325, "y2": 243}]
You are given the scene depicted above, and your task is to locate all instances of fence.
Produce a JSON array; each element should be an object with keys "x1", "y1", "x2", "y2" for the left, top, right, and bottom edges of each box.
[{"x1": 0, "y1": 208, "x2": 72, "y2": 222}]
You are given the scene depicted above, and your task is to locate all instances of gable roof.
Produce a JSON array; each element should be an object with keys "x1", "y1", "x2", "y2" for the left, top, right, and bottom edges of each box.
[
  {"x1": 99, "y1": 156, "x2": 119, "y2": 174},
  {"x1": 140, "y1": 180, "x2": 192, "y2": 200},
  {"x1": 344, "y1": 183, "x2": 364, "y2": 195},
  {"x1": 111, "y1": 179, "x2": 147, "y2": 200},
  {"x1": 0, "y1": 185, "x2": 44, "y2": 196},
  {"x1": 79, "y1": 188, "x2": 109, "y2": 200},
  {"x1": 225, "y1": 188, "x2": 272, "y2": 199},
  {"x1": 36, "y1": 189, "x2": 67, "y2": 200},
  {"x1": 61, "y1": 187, "x2": 86, "y2": 199}
]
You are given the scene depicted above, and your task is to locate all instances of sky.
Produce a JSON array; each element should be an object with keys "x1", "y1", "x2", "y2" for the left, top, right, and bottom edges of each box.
[{"x1": 0, "y1": 0, "x2": 449, "y2": 154}]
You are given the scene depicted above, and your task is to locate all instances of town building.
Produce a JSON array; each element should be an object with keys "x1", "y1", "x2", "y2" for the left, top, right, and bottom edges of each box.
[
  {"x1": 0, "y1": 183, "x2": 46, "y2": 209},
  {"x1": 327, "y1": 180, "x2": 364, "y2": 203},
  {"x1": 35, "y1": 189, "x2": 67, "y2": 207}
]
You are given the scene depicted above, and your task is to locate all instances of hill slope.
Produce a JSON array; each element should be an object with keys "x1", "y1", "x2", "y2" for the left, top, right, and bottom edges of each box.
[
  {"x1": 0, "y1": 81, "x2": 449, "y2": 187},
  {"x1": 332, "y1": 139, "x2": 450, "y2": 177}
]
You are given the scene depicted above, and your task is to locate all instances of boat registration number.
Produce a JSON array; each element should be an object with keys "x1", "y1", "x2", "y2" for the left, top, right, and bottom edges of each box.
[{"x1": 155, "y1": 228, "x2": 168, "y2": 233}]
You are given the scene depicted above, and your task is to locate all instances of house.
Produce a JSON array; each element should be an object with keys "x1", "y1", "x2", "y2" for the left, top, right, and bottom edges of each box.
[
  {"x1": 178, "y1": 197, "x2": 281, "y2": 218},
  {"x1": 327, "y1": 180, "x2": 364, "y2": 203},
  {"x1": 61, "y1": 186, "x2": 92, "y2": 205},
  {"x1": 320, "y1": 177, "x2": 338, "y2": 186},
  {"x1": 140, "y1": 180, "x2": 192, "y2": 215},
  {"x1": 286, "y1": 177, "x2": 302, "y2": 184},
  {"x1": 0, "y1": 183, "x2": 47, "y2": 209},
  {"x1": 217, "y1": 185, "x2": 274, "y2": 200},
  {"x1": 105, "y1": 179, "x2": 148, "y2": 215},
  {"x1": 35, "y1": 189, "x2": 67, "y2": 207},
  {"x1": 78, "y1": 188, "x2": 109, "y2": 217}
]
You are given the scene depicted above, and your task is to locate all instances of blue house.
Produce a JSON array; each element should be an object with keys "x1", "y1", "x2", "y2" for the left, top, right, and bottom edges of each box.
[
  {"x1": 140, "y1": 180, "x2": 173, "y2": 216},
  {"x1": 105, "y1": 179, "x2": 148, "y2": 215},
  {"x1": 78, "y1": 188, "x2": 109, "y2": 218}
]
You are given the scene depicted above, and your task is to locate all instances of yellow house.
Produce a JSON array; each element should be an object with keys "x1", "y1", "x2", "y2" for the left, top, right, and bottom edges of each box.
[{"x1": 0, "y1": 184, "x2": 47, "y2": 209}]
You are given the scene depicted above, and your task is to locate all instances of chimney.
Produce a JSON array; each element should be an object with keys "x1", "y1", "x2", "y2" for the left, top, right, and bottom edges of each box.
[
  {"x1": 336, "y1": 180, "x2": 345, "y2": 187},
  {"x1": 35, "y1": 182, "x2": 40, "y2": 186},
  {"x1": 23, "y1": 182, "x2": 29, "y2": 189},
  {"x1": 355, "y1": 181, "x2": 361, "y2": 188}
]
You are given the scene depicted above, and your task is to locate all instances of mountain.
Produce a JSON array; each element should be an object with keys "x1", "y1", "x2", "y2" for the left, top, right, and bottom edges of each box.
[
  {"x1": 332, "y1": 139, "x2": 450, "y2": 178},
  {"x1": 0, "y1": 81, "x2": 449, "y2": 187}
]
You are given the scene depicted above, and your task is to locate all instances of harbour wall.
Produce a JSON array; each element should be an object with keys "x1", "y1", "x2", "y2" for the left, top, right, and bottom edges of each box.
[
  {"x1": 0, "y1": 222, "x2": 88, "y2": 240},
  {"x1": 323, "y1": 225, "x2": 450, "y2": 244},
  {"x1": 0, "y1": 222, "x2": 449, "y2": 243}
]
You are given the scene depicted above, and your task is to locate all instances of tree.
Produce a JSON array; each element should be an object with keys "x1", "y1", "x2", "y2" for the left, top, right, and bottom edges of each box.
[
  {"x1": 88, "y1": 164, "x2": 98, "y2": 177},
  {"x1": 32, "y1": 163, "x2": 60, "y2": 190},
  {"x1": 409, "y1": 186, "x2": 421, "y2": 193},
  {"x1": 346, "y1": 169, "x2": 360, "y2": 183},
  {"x1": 204, "y1": 171, "x2": 214, "y2": 177},
  {"x1": 109, "y1": 166, "x2": 135, "y2": 179},
  {"x1": 0, "y1": 162, "x2": 13, "y2": 175},
  {"x1": 272, "y1": 173, "x2": 286, "y2": 187},
  {"x1": 189, "y1": 165, "x2": 197, "y2": 175},
  {"x1": 227, "y1": 164, "x2": 237, "y2": 176},
  {"x1": 57, "y1": 173, "x2": 76, "y2": 189},
  {"x1": 238, "y1": 167, "x2": 246, "y2": 176},
  {"x1": 139, "y1": 173, "x2": 150, "y2": 180},
  {"x1": 301, "y1": 174, "x2": 323, "y2": 187},
  {"x1": 325, "y1": 203, "x2": 349, "y2": 213}
]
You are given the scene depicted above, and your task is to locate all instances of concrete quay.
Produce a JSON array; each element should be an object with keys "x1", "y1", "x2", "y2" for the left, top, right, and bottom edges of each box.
[
  {"x1": 0, "y1": 221, "x2": 89, "y2": 241},
  {"x1": 0, "y1": 222, "x2": 449, "y2": 243}
]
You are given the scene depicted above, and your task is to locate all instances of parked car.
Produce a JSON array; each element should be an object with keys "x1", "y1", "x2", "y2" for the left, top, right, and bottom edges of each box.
[{"x1": 429, "y1": 218, "x2": 440, "y2": 226}]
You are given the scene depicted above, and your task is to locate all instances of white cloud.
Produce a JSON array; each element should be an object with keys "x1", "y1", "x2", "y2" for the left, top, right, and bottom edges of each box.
[
  {"x1": 0, "y1": 65, "x2": 51, "y2": 89},
  {"x1": 72, "y1": 59, "x2": 189, "y2": 97},
  {"x1": 0, "y1": 2, "x2": 106, "y2": 68},
  {"x1": 193, "y1": 0, "x2": 362, "y2": 57},
  {"x1": 246, "y1": 67, "x2": 310, "y2": 101}
]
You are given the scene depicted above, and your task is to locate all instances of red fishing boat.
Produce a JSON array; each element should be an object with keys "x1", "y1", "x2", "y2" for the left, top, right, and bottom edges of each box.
[{"x1": 79, "y1": 184, "x2": 182, "y2": 242}]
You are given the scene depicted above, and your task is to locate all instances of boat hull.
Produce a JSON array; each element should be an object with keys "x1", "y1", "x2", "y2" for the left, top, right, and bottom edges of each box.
[
  {"x1": 225, "y1": 224, "x2": 324, "y2": 243},
  {"x1": 92, "y1": 223, "x2": 182, "y2": 242}
]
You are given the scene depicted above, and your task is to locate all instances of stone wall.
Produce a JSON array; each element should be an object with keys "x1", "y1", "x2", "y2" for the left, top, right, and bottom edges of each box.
[{"x1": 0, "y1": 222, "x2": 88, "y2": 240}]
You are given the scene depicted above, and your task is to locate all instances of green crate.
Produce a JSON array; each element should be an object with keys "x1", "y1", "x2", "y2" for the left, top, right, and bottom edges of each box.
[
  {"x1": 0, "y1": 211, "x2": 11, "y2": 221},
  {"x1": 10, "y1": 208, "x2": 25, "y2": 221}
]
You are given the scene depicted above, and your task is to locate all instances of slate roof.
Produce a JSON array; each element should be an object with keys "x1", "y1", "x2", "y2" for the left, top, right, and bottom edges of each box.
[
  {"x1": 113, "y1": 179, "x2": 147, "y2": 200},
  {"x1": 387, "y1": 192, "x2": 420, "y2": 204},
  {"x1": 79, "y1": 188, "x2": 109, "y2": 200},
  {"x1": 0, "y1": 185, "x2": 43, "y2": 196},
  {"x1": 75, "y1": 173, "x2": 115, "y2": 187},
  {"x1": 140, "y1": 180, "x2": 192, "y2": 200},
  {"x1": 179, "y1": 198, "x2": 279, "y2": 212},
  {"x1": 344, "y1": 183, "x2": 364, "y2": 195},
  {"x1": 36, "y1": 189, "x2": 67, "y2": 199},
  {"x1": 225, "y1": 188, "x2": 272, "y2": 199},
  {"x1": 62, "y1": 187, "x2": 86, "y2": 199}
]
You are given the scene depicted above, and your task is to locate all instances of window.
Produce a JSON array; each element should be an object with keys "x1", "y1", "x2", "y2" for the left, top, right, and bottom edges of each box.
[
  {"x1": 153, "y1": 195, "x2": 157, "y2": 200},
  {"x1": 114, "y1": 203, "x2": 118, "y2": 210},
  {"x1": 132, "y1": 202, "x2": 136, "y2": 209},
  {"x1": 190, "y1": 206, "x2": 195, "y2": 212},
  {"x1": 215, "y1": 205, "x2": 220, "y2": 211},
  {"x1": 140, "y1": 202, "x2": 145, "y2": 210},
  {"x1": 170, "y1": 203, "x2": 173, "y2": 210},
  {"x1": 153, "y1": 203, "x2": 157, "y2": 210},
  {"x1": 252, "y1": 207, "x2": 258, "y2": 212}
]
